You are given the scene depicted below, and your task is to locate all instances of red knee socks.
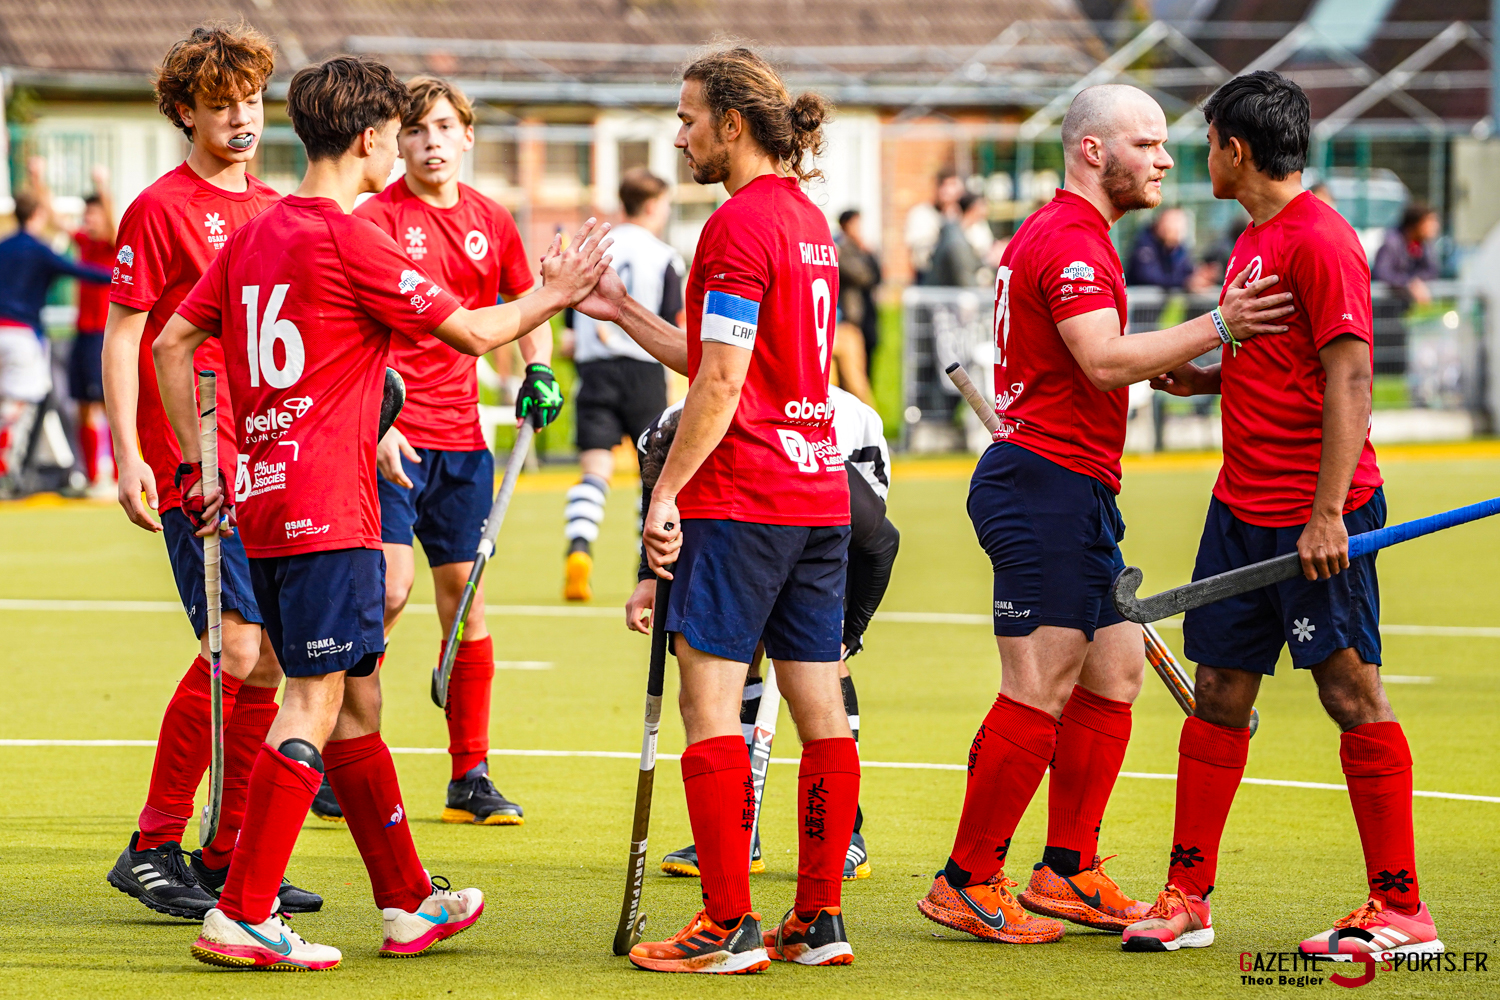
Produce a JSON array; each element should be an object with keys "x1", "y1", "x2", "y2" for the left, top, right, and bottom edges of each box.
[
  {"x1": 324, "y1": 732, "x2": 430, "y2": 913},
  {"x1": 79, "y1": 423, "x2": 99, "y2": 483},
  {"x1": 1169, "y1": 716, "x2": 1251, "y2": 898},
  {"x1": 201, "y1": 683, "x2": 279, "y2": 868},
  {"x1": 945, "y1": 693, "x2": 1057, "y2": 887},
  {"x1": 137, "y1": 656, "x2": 242, "y2": 849},
  {"x1": 681, "y1": 735, "x2": 755, "y2": 926},
  {"x1": 443, "y1": 636, "x2": 494, "y2": 780},
  {"x1": 1045, "y1": 685, "x2": 1132, "y2": 874},
  {"x1": 795, "y1": 737, "x2": 860, "y2": 918},
  {"x1": 1342, "y1": 721, "x2": 1421, "y2": 915},
  {"x1": 217, "y1": 743, "x2": 320, "y2": 923}
]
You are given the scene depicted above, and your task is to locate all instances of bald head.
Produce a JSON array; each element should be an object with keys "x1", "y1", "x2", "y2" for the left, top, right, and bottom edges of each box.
[
  {"x1": 1061, "y1": 85, "x2": 1163, "y2": 164},
  {"x1": 1058, "y1": 84, "x2": 1172, "y2": 218}
]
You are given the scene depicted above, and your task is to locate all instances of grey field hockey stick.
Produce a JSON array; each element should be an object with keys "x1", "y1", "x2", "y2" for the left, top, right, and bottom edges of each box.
[
  {"x1": 431, "y1": 421, "x2": 536, "y2": 708},
  {"x1": 613, "y1": 571, "x2": 672, "y2": 956},
  {"x1": 196, "y1": 370, "x2": 225, "y2": 847},
  {"x1": 1113, "y1": 495, "x2": 1500, "y2": 624},
  {"x1": 746, "y1": 663, "x2": 780, "y2": 865},
  {"x1": 943, "y1": 362, "x2": 1232, "y2": 721}
]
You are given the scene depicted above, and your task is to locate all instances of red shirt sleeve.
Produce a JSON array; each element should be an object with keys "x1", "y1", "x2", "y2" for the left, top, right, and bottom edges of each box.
[
  {"x1": 490, "y1": 204, "x2": 534, "y2": 300},
  {"x1": 175, "y1": 248, "x2": 228, "y2": 335},
  {"x1": 699, "y1": 210, "x2": 770, "y2": 304},
  {"x1": 337, "y1": 216, "x2": 461, "y2": 336},
  {"x1": 1040, "y1": 229, "x2": 1122, "y2": 324},
  {"x1": 351, "y1": 196, "x2": 392, "y2": 234},
  {"x1": 1291, "y1": 228, "x2": 1373, "y2": 350},
  {"x1": 110, "y1": 198, "x2": 174, "y2": 310}
]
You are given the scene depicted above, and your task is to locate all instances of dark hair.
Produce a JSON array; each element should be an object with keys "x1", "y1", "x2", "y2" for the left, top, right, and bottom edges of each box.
[
  {"x1": 154, "y1": 21, "x2": 275, "y2": 138},
  {"x1": 12, "y1": 189, "x2": 41, "y2": 226},
  {"x1": 958, "y1": 191, "x2": 983, "y2": 214},
  {"x1": 640, "y1": 409, "x2": 682, "y2": 494},
  {"x1": 682, "y1": 45, "x2": 832, "y2": 182},
  {"x1": 1201, "y1": 71, "x2": 1310, "y2": 181},
  {"x1": 1400, "y1": 202, "x2": 1436, "y2": 234},
  {"x1": 403, "y1": 75, "x2": 474, "y2": 130},
  {"x1": 84, "y1": 193, "x2": 104, "y2": 208},
  {"x1": 838, "y1": 208, "x2": 860, "y2": 229},
  {"x1": 619, "y1": 167, "x2": 669, "y2": 217},
  {"x1": 935, "y1": 168, "x2": 957, "y2": 186},
  {"x1": 287, "y1": 56, "x2": 411, "y2": 162}
]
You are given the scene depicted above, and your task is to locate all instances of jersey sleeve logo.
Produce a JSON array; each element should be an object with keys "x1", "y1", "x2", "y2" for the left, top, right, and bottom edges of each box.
[
  {"x1": 116, "y1": 245, "x2": 135, "y2": 266},
  {"x1": 404, "y1": 227, "x2": 427, "y2": 260},
  {"x1": 464, "y1": 230, "x2": 489, "y2": 260},
  {"x1": 398, "y1": 270, "x2": 425, "y2": 294},
  {"x1": 1060, "y1": 261, "x2": 1095, "y2": 281},
  {"x1": 700, "y1": 290, "x2": 760, "y2": 350}
]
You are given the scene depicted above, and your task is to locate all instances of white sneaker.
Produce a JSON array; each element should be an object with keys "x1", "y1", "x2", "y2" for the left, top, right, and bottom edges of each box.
[
  {"x1": 191, "y1": 907, "x2": 341, "y2": 970},
  {"x1": 380, "y1": 877, "x2": 484, "y2": 957}
]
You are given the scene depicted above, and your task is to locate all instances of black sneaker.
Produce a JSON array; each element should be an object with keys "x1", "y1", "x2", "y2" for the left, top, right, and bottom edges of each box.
[
  {"x1": 189, "y1": 849, "x2": 325, "y2": 914},
  {"x1": 311, "y1": 774, "x2": 343, "y2": 823},
  {"x1": 765, "y1": 906, "x2": 854, "y2": 965},
  {"x1": 844, "y1": 830, "x2": 871, "y2": 880},
  {"x1": 106, "y1": 832, "x2": 217, "y2": 919},
  {"x1": 661, "y1": 831, "x2": 764, "y2": 878},
  {"x1": 442, "y1": 761, "x2": 524, "y2": 825}
]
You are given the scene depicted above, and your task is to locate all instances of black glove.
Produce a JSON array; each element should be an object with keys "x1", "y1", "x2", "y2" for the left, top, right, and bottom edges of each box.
[
  {"x1": 516, "y1": 363, "x2": 563, "y2": 429},
  {"x1": 174, "y1": 462, "x2": 232, "y2": 530}
]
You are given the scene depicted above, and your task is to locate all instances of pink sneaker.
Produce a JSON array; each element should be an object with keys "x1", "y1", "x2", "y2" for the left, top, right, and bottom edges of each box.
[
  {"x1": 1121, "y1": 885, "x2": 1214, "y2": 952},
  {"x1": 1299, "y1": 898, "x2": 1443, "y2": 961}
]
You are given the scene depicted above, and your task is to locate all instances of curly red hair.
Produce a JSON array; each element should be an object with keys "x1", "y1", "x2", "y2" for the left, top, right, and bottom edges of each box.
[{"x1": 154, "y1": 21, "x2": 276, "y2": 137}]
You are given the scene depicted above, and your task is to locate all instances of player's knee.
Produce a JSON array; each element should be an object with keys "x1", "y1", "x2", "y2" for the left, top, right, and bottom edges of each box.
[
  {"x1": 384, "y1": 578, "x2": 412, "y2": 618},
  {"x1": 1193, "y1": 666, "x2": 1259, "y2": 726},
  {"x1": 217, "y1": 633, "x2": 264, "y2": 680},
  {"x1": 278, "y1": 737, "x2": 324, "y2": 773}
]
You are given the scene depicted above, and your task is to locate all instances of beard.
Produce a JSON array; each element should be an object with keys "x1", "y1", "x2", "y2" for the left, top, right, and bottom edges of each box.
[
  {"x1": 689, "y1": 142, "x2": 731, "y2": 186},
  {"x1": 1102, "y1": 152, "x2": 1162, "y2": 213}
]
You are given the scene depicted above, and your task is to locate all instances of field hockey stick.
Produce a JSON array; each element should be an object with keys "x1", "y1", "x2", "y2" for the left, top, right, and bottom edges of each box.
[
  {"x1": 1143, "y1": 622, "x2": 1259, "y2": 737},
  {"x1": 1113, "y1": 495, "x2": 1500, "y2": 625},
  {"x1": 613, "y1": 570, "x2": 672, "y2": 956},
  {"x1": 944, "y1": 362, "x2": 1004, "y2": 440},
  {"x1": 431, "y1": 421, "x2": 535, "y2": 708},
  {"x1": 196, "y1": 370, "x2": 225, "y2": 848},
  {"x1": 747, "y1": 663, "x2": 781, "y2": 865},
  {"x1": 379, "y1": 367, "x2": 406, "y2": 441}
]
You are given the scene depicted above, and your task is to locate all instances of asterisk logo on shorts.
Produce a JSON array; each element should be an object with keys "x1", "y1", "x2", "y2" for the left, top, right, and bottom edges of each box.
[
  {"x1": 1171, "y1": 844, "x2": 1204, "y2": 869},
  {"x1": 204, "y1": 212, "x2": 225, "y2": 235},
  {"x1": 1293, "y1": 617, "x2": 1316, "y2": 642}
]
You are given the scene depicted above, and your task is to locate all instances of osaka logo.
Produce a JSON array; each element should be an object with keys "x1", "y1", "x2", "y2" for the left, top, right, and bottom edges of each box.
[
  {"x1": 398, "y1": 269, "x2": 424, "y2": 294},
  {"x1": 117, "y1": 245, "x2": 135, "y2": 266},
  {"x1": 1171, "y1": 844, "x2": 1204, "y2": 869},
  {"x1": 1375, "y1": 869, "x2": 1414, "y2": 893},
  {"x1": 1061, "y1": 261, "x2": 1096, "y2": 281}
]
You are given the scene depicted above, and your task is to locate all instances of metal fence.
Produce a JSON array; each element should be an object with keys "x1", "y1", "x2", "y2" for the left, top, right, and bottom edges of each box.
[{"x1": 902, "y1": 280, "x2": 1492, "y2": 453}]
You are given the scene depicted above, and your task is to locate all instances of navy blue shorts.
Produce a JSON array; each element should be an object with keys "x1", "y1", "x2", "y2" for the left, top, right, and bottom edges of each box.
[
  {"x1": 161, "y1": 507, "x2": 263, "y2": 637},
  {"x1": 378, "y1": 447, "x2": 493, "y2": 566},
  {"x1": 664, "y1": 519, "x2": 850, "y2": 664},
  {"x1": 1182, "y1": 489, "x2": 1385, "y2": 674},
  {"x1": 967, "y1": 442, "x2": 1127, "y2": 641},
  {"x1": 67, "y1": 332, "x2": 105, "y2": 402},
  {"x1": 248, "y1": 548, "x2": 386, "y2": 678}
]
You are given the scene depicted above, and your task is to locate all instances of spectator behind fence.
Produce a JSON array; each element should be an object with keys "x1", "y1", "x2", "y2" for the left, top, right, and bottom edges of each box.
[
  {"x1": 1373, "y1": 202, "x2": 1440, "y2": 307},
  {"x1": 905, "y1": 168, "x2": 963, "y2": 284},
  {"x1": 836, "y1": 209, "x2": 882, "y2": 375},
  {"x1": 1126, "y1": 207, "x2": 1213, "y2": 291},
  {"x1": 928, "y1": 192, "x2": 987, "y2": 288},
  {"x1": 1310, "y1": 181, "x2": 1336, "y2": 208}
]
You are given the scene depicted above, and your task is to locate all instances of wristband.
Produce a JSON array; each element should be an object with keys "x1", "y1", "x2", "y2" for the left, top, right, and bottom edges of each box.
[{"x1": 1210, "y1": 306, "x2": 1241, "y2": 356}]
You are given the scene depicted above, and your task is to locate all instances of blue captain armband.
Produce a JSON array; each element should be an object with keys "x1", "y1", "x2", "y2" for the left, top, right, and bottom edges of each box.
[{"x1": 700, "y1": 290, "x2": 760, "y2": 350}]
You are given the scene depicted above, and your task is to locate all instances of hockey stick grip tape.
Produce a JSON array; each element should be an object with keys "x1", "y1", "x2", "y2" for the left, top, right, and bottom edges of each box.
[{"x1": 945, "y1": 362, "x2": 1005, "y2": 439}]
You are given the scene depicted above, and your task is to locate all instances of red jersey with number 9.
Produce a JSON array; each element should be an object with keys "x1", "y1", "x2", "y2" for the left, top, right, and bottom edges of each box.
[
  {"x1": 176, "y1": 195, "x2": 461, "y2": 557},
  {"x1": 354, "y1": 180, "x2": 535, "y2": 449},
  {"x1": 991, "y1": 189, "x2": 1130, "y2": 491},
  {"x1": 680, "y1": 175, "x2": 849, "y2": 526}
]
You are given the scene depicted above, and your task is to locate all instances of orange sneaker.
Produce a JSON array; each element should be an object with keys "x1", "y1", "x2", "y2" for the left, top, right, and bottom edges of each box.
[
  {"x1": 917, "y1": 871, "x2": 1065, "y2": 944},
  {"x1": 764, "y1": 907, "x2": 854, "y2": 966},
  {"x1": 1299, "y1": 898, "x2": 1444, "y2": 961},
  {"x1": 1121, "y1": 885, "x2": 1214, "y2": 952},
  {"x1": 628, "y1": 910, "x2": 770, "y2": 974},
  {"x1": 1018, "y1": 854, "x2": 1152, "y2": 931}
]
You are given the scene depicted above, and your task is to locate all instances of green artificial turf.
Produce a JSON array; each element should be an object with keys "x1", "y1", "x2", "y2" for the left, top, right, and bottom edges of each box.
[{"x1": 1, "y1": 451, "x2": 1497, "y2": 998}]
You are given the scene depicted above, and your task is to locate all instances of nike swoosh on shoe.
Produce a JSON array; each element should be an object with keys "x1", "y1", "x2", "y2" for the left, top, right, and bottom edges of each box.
[
  {"x1": 239, "y1": 922, "x2": 292, "y2": 956},
  {"x1": 418, "y1": 906, "x2": 449, "y2": 925},
  {"x1": 956, "y1": 889, "x2": 1008, "y2": 930},
  {"x1": 1061, "y1": 876, "x2": 1103, "y2": 910}
]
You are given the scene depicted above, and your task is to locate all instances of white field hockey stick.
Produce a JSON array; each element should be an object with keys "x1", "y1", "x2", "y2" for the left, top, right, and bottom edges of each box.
[
  {"x1": 196, "y1": 370, "x2": 225, "y2": 847},
  {"x1": 432, "y1": 421, "x2": 535, "y2": 708},
  {"x1": 746, "y1": 663, "x2": 781, "y2": 866}
]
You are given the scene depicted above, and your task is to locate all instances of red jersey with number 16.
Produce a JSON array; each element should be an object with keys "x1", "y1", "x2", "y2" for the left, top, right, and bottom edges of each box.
[
  {"x1": 111, "y1": 163, "x2": 280, "y2": 512},
  {"x1": 354, "y1": 180, "x2": 534, "y2": 449},
  {"x1": 680, "y1": 174, "x2": 848, "y2": 526},
  {"x1": 176, "y1": 195, "x2": 461, "y2": 557},
  {"x1": 991, "y1": 190, "x2": 1130, "y2": 492},
  {"x1": 1214, "y1": 191, "x2": 1382, "y2": 526}
]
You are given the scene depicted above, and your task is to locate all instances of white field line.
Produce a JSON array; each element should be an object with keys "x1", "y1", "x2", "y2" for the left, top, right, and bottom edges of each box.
[
  {"x1": 1, "y1": 739, "x2": 1495, "y2": 803},
  {"x1": 1, "y1": 599, "x2": 1496, "y2": 638}
]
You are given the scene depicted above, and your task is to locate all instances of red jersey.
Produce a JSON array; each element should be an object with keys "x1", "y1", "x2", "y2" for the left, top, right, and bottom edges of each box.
[
  {"x1": 73, "y1": 232, "x2": 114, "y2": 332},
  {"x1": 1214, "y1": 191, "x2": 1382, "y2": 526},
  {"x1": 680, "y1": 175, "x2": 848, "y2": 526},
  {"x1": 992, "y1": 190, "x2": 1130, "y2": 491},
  {"x1": 354, "y1": 179, "x2": 534, "y2": 449},
  {"x1": 176, "y1": 195, "x2": 462, "y2": 558},
  {"x1": 111, "y1": 163, "x2": 279, "y2": 511}
]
